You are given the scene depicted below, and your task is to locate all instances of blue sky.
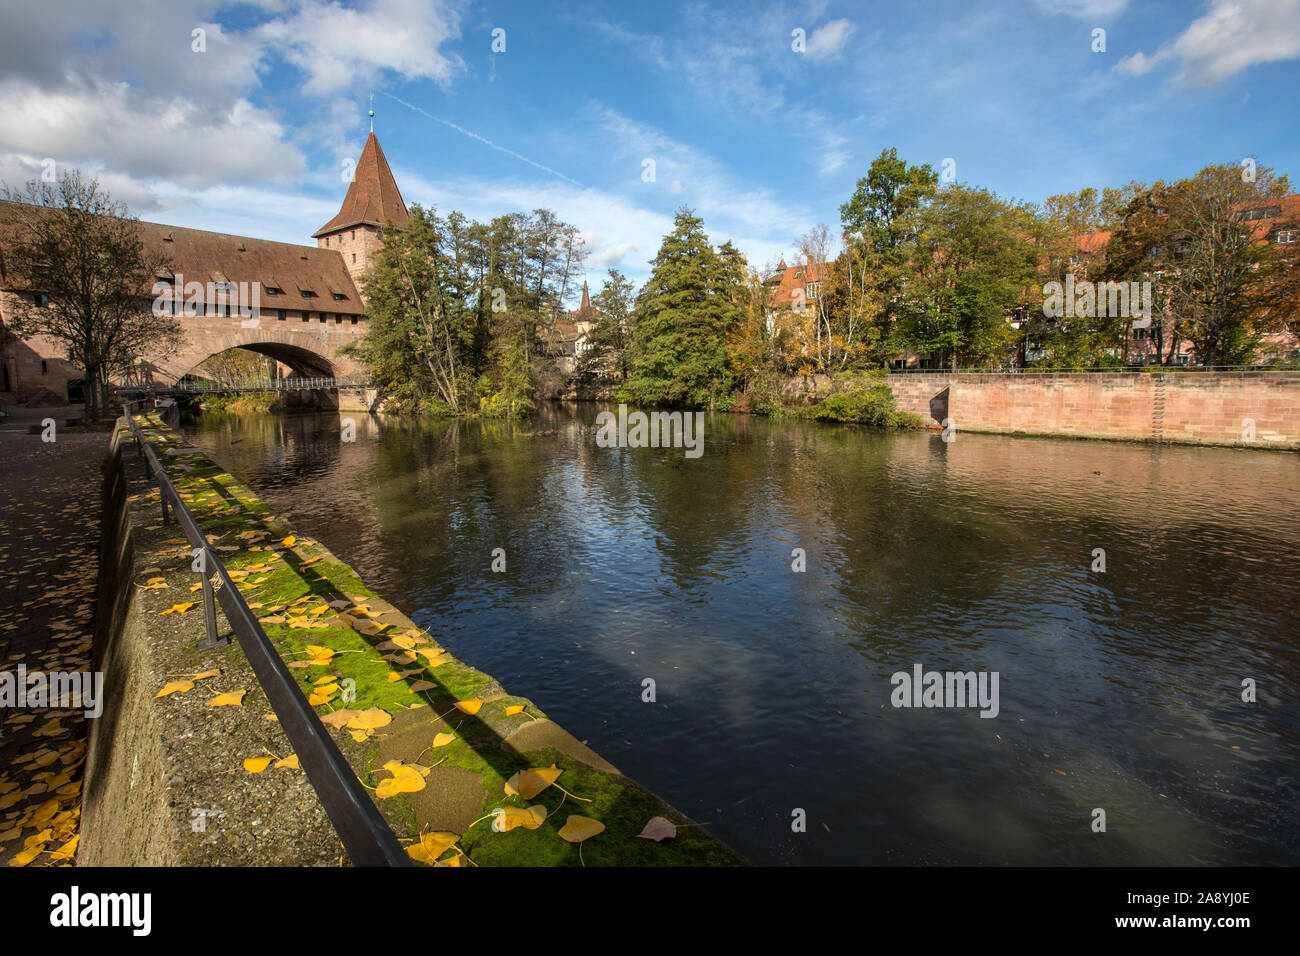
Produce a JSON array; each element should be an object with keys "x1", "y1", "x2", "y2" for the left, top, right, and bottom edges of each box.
[{"x1": 1, "y1": 0, "x2": 1297, "y2": 294}]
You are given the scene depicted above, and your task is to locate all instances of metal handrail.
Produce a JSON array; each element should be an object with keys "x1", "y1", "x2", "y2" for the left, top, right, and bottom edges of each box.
[
  {"x1": 121, "y1": 403, "x2": 409, "y2": 867},
  {"x1": 883, "y1": 364, "x2": 1300, "y2": 374},
  {"x1": 163, "y1": 377, "x2": 374, "y2": 393}
]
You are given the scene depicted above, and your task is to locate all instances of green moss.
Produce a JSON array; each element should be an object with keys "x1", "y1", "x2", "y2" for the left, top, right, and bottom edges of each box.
[{"x1": 132, "y1": 412, "x2": 745, "y2": 866}]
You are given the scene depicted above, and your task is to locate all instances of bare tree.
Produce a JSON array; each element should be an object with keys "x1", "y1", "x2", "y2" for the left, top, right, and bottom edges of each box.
[{"x1": 1, "y1": 171, "x2": 181, "y2": 418}]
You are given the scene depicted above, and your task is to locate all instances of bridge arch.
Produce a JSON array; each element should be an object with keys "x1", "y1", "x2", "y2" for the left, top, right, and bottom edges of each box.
[{"x1": 141, "y1": 319, "x2": 368, "y2": 387}]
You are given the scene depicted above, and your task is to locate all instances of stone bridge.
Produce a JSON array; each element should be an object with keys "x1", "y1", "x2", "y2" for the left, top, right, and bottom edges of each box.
[{"x1": 139, "y1": 315, "x2": 379, "y2": 411}]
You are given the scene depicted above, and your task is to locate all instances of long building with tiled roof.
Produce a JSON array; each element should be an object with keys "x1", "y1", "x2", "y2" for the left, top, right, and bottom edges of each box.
[{"x1": 0, "y1": 131, "x2": 409, "y2": 400}]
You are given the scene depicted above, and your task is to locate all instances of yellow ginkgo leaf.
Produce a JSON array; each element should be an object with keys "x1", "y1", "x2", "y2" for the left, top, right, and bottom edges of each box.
[
  {"x1": 432, "y1": 732, "x2": 456, "y2": 748},
  {"x1": 503, "y1": 765, "x2": 562, "y2": 800},
  {"x1": 8, "y1": 845, "x2": 42, "y2": 867},
  {"x1": 313, "y1": 675, "x2": 338, "y2": 685},
  {"x1": 454, "y1": 698, "x2": 483, "y2": 716},
  {"x1": 208, "y1": 690, "x2": 247, "y2": 707},
  {"x1": 558, "y1": 815, "x2": 605, "y2": 843},
  {"x1": 275, "y1": 754, "x2": 300, "y2": 770},
  {"x1": 504, "y1": 705, "x2": 525, "y2": 716},
  {"x1": 491, "y1": 805, "x2": 548, "y2": 832},
  {"x1": 409, "y1": 681, "x2": 437, "y2": 694},
  {"x1": 155, "y1": 680, "x2": 194, "y2": 698},
  {"x1": 417, "y1": 647, "x2": 449, "y2": 666},
  {"x1": 434, "y1": 854, "x2": 465, "y2": 867},
  {"x1": 159, "y1": 602, "x2": 195, "y2": 615},
  {"x1": 319, "y1": 709, "x2": 358, "y2": 728},
  {"x1": 376, "y1": 763, "x2": 427, "y2": 799},
  {"x1": 193, "y1": 669, "x2": 220, "y2": 680},
  {"x1": 282, "y1": 535, "x2": 297, "y2": 548},
  {"x1": 303, "y1": 645, "x2": 336, "y2": 665},
  {"x1": 243, "y1": 756, "x2": 274, "y2": 773},
  {"x1": 407, "y1": 831, "x2": 459, "y2": 864},
  {"x1": 49, "y1": 835, "x2": 78, "y2": 862},
  {"x1": 345, "y1": 708, "x2": 392, "y2": 731}
]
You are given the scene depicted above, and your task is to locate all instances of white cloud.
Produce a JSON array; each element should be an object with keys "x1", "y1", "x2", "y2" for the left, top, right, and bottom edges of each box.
[
  {"x1": 256, "y1": 0, "x2": 467, "y2": 96},
  {"x1": 806, "y1": 18, "x2": 856, "y2": 59},
  {"x1": 1117, "y1": 0, "x2": 1300, "y2": 85},
  {"x1": 0, "y1": 0, "x2": 469, "y2": 230},
  {"x1": 0, "y1": 77, "x2": 304, "y2": 190}
]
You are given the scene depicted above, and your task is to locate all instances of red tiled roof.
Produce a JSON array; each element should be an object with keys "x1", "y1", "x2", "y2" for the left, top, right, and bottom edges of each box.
[
  {"x1": 1071, "y1": 193, "x2": 1300, "y2": 254},
  {"x1": 0, "y1": 199, "x2": 364, "y2": 314},
  {"x1": 313, "y1": 132, "x2": 409, "y2": 238},
  {"x1": 765, "y1": 261, "x2": 827, "y2": 305}
]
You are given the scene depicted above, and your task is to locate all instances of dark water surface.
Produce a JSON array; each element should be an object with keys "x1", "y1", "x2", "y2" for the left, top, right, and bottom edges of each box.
[{"x1": 182, "y1": 405, "x2": 1300, "y2": 865}]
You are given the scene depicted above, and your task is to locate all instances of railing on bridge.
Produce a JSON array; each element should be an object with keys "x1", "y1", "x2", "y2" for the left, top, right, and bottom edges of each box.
[
  {"x1": 163, "y1": 377, "x2": 374, "y2": 393},
  {"x1": 884, "y1": 364, "x2": 1300, "y2": 374},
  {"x1": 121, "y1": 404, "x2": 408, "y2": 867}
]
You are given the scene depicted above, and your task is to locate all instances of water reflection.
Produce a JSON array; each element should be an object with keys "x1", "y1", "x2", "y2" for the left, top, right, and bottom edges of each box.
[{"x1": 184, "y1": 405, "x2": 1300, "y2": 865}]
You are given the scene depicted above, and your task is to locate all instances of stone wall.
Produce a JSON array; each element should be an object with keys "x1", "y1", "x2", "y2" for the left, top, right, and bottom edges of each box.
[{"x1": 884, "y1": 371, "x2": 1300, "y2": 448}]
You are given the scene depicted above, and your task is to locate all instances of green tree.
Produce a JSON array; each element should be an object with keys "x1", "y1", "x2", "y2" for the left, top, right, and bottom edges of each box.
[
  {"x1": 582, "y1": 268, "x2": 637, "y2": 381},
  {"x1": 839, "y1": 148, "x2": 939, "y2": 354},
  {"x1": 897, "y1": 185, "x2": 1039, "y2": 368},
  {"x1": 343, "y1": 205, "x2": 476, "y2": 412},
  {"x1": 627, "y1": 208, "x2": 740, "y2": 407}
]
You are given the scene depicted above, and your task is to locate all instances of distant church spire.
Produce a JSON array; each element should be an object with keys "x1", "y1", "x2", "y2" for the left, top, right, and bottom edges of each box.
[{"x1": 580, "y1": 280, "x2": 590, "y2": 312}]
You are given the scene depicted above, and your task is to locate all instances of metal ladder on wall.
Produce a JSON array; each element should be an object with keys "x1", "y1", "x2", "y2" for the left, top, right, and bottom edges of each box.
[{"x1": 1151, "y1": 374, "x2": 1167, "y2": 442}]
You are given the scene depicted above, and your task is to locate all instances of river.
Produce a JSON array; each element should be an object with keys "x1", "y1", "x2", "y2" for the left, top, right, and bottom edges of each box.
[{"x1": 182, "y1": 404, "x2": 1300, "y2": 865}]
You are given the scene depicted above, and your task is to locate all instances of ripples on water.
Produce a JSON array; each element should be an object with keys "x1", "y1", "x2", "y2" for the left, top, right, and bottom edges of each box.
[{"x1": 184, "y1": 405, "x2": 1300, "y2": 865}]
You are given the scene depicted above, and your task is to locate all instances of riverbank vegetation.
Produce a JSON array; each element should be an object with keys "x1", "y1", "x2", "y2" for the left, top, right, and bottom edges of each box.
[{"x1": 341, "y1": 150, "x2": 1297, "y2": 421}]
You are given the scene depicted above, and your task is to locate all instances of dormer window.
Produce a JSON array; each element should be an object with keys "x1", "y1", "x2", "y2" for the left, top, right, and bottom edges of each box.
[
  {"x1": 300, "y1": 290, "x2": 317, "y2": 299},
  {"x1": 1240, "y1": 206, "x2": 1282, "y2": 222},
  {"x1": 332, "y1": 292, "x2": 347, "y2": 301},
  {"x1": 265, "y1": 287, "x2": 283, "y2": 296}
]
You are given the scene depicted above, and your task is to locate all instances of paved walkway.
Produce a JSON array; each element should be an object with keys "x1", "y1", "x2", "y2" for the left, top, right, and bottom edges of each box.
[{"x1": 0, "y1": 402, "x2": 103, "y2": 866}]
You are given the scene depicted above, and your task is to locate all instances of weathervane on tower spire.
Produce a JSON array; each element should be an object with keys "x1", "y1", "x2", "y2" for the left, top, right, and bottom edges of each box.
[{"x1": 369, "y1": 92, "x2": 375, "y2": 132}]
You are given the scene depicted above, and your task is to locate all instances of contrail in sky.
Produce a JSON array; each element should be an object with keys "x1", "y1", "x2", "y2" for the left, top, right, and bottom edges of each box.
[{"x1": 377, "y1": 90, "x2": 585, "y2": 189}]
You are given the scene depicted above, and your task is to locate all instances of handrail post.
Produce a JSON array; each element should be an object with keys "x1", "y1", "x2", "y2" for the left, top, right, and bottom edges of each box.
[{"x1": 198, "y1": 549, "x2": 226, "y2": 649}]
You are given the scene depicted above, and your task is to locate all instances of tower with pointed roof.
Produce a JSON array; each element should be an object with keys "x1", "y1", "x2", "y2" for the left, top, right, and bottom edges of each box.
[{"x1": 313, "y1": 131, "x2": 409, "y2": 290}]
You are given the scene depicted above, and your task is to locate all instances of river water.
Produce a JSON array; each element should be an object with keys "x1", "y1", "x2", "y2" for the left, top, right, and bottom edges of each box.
[{"x1": 182, "y1": 404, "x2": 1300, "y2": 865}]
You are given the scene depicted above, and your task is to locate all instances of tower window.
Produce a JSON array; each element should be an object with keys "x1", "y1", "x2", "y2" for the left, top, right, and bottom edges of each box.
[
  {"x1": 351, "y1": 230, "x2": 355, "y2": 240},
  {"x1": 278, "y1": 309, "x2": 286, "y2": 321},
  {"x1": 352, "y1": 253, "x2": 356, "y2": 263}
]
